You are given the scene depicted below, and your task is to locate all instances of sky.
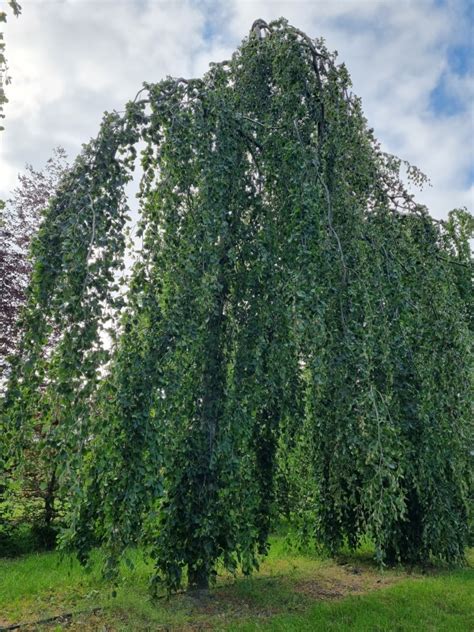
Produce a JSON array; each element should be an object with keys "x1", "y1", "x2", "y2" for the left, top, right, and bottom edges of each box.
[{"x1": 1, "y1": 0, "x2": 473, "y2": 220}]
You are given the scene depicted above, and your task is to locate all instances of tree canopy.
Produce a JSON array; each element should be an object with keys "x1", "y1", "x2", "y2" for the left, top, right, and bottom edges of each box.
[{"x1": 1, "y1": 18, "x2": 472, "y2": 592}]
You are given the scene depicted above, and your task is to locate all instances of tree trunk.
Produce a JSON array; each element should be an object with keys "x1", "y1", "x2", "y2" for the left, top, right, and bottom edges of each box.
[
  {"x1": 44, "y1": 467, "x2": 56, "y2": 527},
  {"x1": 187, "y1": 564, "x2": 210, "y2": 591}
]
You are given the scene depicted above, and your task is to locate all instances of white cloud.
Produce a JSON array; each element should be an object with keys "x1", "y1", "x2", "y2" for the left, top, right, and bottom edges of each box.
[{"x1": 1, "y1": 0, "x2": 472, "y2": 220}]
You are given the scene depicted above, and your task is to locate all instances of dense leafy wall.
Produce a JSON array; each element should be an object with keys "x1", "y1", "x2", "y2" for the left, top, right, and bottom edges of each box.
[{"x1": 1, "y1": 18, "x2": 472, "y2": 591}]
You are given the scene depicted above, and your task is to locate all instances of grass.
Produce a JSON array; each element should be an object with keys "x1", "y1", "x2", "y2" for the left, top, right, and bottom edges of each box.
[
  {"x1": 0, "y1": 536, "x2": 472, "y2": 631},
  {"x1": 228, "y1": 568, "x2": 474, "y2": 631}
]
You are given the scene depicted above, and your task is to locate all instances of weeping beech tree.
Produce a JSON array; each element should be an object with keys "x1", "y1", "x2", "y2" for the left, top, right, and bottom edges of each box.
[{"x1": 1, "y1": 19, "x2": 472, "y2": 591}]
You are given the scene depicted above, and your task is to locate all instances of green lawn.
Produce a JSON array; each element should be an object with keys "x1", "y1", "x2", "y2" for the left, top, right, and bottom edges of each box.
[{"x1": 0, "y1": 537, "x2": 472, "y2": 631}]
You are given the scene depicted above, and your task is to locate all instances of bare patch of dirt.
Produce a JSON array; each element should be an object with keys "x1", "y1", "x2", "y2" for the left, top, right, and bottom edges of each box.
[
  {"x1": 293, "y1": 564, "x2": 403, "y2": 602},
  {"x1": 180, "y1": 586, "x2": 281, "y2": 619}
]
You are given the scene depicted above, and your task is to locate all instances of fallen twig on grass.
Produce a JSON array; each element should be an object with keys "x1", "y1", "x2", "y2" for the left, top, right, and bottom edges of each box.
[{"x1": 0, "y1": 607, "x2": 102, "y2": 630}]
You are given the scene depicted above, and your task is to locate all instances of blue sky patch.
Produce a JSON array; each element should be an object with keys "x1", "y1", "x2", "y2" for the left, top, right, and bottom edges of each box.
[
  {"x1": 429, "y1": 73, "x2": 465, "y2": 116},
  {"x1": 447, "y1": 44, "x2": 473, "y2": 76}
]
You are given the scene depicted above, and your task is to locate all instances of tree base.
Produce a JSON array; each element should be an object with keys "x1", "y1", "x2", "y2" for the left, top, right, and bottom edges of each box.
[{"x1": 187, "y1": 565, "x2": 210, "y2": 592}]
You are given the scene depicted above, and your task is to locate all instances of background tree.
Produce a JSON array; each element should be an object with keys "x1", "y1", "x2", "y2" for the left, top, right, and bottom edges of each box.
[{"x1": 0, "y1": 147, "x2": 69, "y2": 383}]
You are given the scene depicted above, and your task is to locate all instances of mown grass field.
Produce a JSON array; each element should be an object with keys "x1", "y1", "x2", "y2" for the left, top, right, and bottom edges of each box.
[{"x1": 0, "y1": 535, "x2": 473, "y2": 631}]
